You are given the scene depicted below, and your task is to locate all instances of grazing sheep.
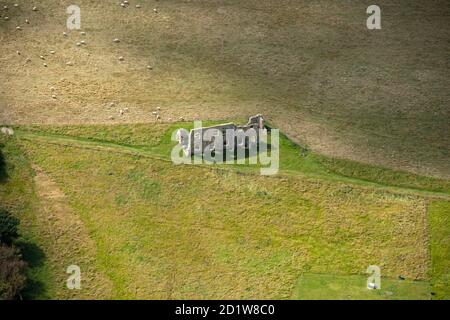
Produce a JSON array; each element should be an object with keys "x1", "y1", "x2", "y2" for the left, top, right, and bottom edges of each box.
[
  {"x1": 39, "y1": 55, "x2": 45, "y2": 60},
  {"x1": 136, "y1": 5, "x2": 141, "y2": 9},
  {"x1": 113, "y1": 38, "x2": 120, "y2": 43},
  {"x1": 16, "y1": 26, "x2": 21, "y2": 30},
  {"x1": 76, "y1": 42, "x2": 81, "y2": 46},
  {"x1": 153, "y1": 8, "x2": 158, "y2": 13},
  {"x1": 50, "y1": 50, "x2": 56, "y2": 54},
  {"x1": 118, "y1": 56, "x2": 124, "y2": 61},
  {"x1": 52, "y1": 94, "x2": 56, "y2": 99},
  {"x1": 80, "y1": 40, "x2": 86, "y2": 45},
  {"x1": 43, "y1": 63, "x2": 48, "y2": 67}
]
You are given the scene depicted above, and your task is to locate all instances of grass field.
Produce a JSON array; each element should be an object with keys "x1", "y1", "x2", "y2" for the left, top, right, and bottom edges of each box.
[
  {"x1": 1, "y1": 123, "x2": 448, "y2": 299},
  {"x1": 0, "y1": 0, "x2": 449, "y2": 300},
  {"x1": 292, "y1": 273, "x2": 431, "y2": 300},
  {"x1": 0, "y1": 0, "x2": 449, "y2": 178}
]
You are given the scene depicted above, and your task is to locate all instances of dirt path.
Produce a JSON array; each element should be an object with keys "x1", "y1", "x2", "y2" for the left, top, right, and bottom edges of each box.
[{"x1": 32, "y1": 164, "x2": 114, "y2": 299}]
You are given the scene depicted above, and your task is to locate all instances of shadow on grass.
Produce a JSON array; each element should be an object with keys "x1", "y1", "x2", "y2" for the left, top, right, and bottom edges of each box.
[
  {"x1": 0, "y1": 144, "x2": 8, "y2": 183},
  {"x1": 16, "y1": 241, "x2": 50, "y2": 300}
]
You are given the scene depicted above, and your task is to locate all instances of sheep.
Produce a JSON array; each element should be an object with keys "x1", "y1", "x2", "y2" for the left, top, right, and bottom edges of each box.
[
  {"x1": 4, "y1": 17, "x2": 9, "y2": 21},
  {"x1": 63, "y1": 31, "x2": 68, "y2": 37},
  {"x1": 16, "y1": 26, "x2": 21, "y2": 30},
  {"x1": 113, "y1": 38, "x2": 120, "y2": 43},
  {"x1": 118, "y1": 56, "x2": 124, "y2": 61},
  {"x1": 39, "y1": 55, "x2": 45, "y2": 60},
  {"x1": 136, "y1": 5, "x2": 141, "y2": 9},
  {"x1": 50, "y1": 50, "x2": 56, "y2": 54},
  {"x1": 66, "y1": 61, "x2": 74, "y2": 66},
  {"x1": 25, "y1": 19, "x2": 30, "y2": 24},
  {"x1": 32, "y1": 6, "x2": 38, "y2": 11},
  {"x1": 80, "y1": 31, "x2": 86, "y2": 36}
]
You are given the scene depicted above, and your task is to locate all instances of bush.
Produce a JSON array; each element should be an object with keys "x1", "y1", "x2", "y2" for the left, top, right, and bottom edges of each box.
[
  {"x1": 0, "y1": 208, "x2": 19, "y2": 245},
  {"x1": 0, "y1": 244, "x2": 27, "y2": 300}
]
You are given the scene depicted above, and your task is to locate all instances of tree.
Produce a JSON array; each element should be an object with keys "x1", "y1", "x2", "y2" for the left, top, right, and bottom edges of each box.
[
  {"x1": 0, "y1": 208, "x2": 19, "y2": 245},
  {"x1": 0, "y1": 244, "x2": 27, "y2": 300}
]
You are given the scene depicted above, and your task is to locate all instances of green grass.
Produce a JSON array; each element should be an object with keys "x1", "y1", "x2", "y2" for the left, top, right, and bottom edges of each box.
[
  {"x1": 17, "y1": 135, "x2": 431, "y2": 299},
  {"x1": 0, "y1": 136, "x2": 54, "y2": 299},
  {"x1": 429, "y1": 201, "x2": 450, "y2": 299},
  {"x1": 17, "y1": 124, "x2": 450, "y2": 197},
  {"x1": 2, "y1": 124, "x2": 448, "y2": 299},
  {"x1": 292, "y1": 273, "x2": 430, "y2": 300}
]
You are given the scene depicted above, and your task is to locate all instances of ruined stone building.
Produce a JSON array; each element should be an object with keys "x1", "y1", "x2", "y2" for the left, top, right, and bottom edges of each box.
[{"x1": 177, "y1": 114, "x2": 265, "y2": 157}]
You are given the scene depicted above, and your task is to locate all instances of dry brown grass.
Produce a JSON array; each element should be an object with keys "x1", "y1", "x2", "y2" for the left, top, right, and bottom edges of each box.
[{"x1": 0, "y1": 0, "x2": 448, "y2": 178}]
